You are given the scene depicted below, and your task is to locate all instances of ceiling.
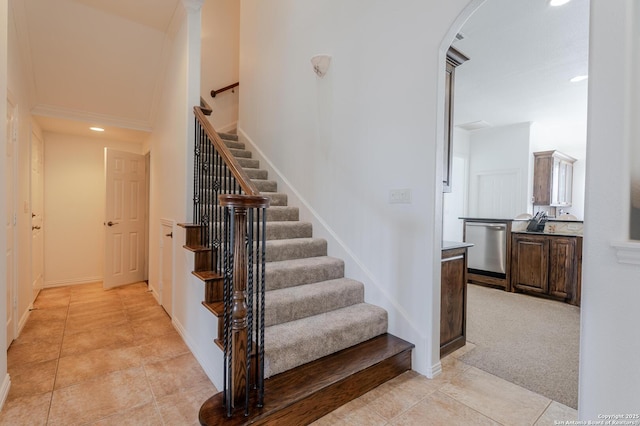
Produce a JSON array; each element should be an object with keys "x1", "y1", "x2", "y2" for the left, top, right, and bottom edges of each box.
[
  {"x1": 452, "y1": 0, "x2": 590, "y2": 131},
  {"x1": 11, "y1": 0, "x2": 182, "y2": 143},
  {"x1": 11, "y1": 0, "x2": 589, "y2": 143}
]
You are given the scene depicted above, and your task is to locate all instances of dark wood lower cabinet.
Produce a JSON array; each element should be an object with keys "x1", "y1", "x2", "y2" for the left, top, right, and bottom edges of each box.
[
  {"x1": 511, "y1": 233, "x2": 581, "y2": 306},
  {"x1": 511, "y1": 235, "x2": 549, "y2": 295},
  {"x1": 440, "y1": 246, "x2": 468, "y2": 357}
]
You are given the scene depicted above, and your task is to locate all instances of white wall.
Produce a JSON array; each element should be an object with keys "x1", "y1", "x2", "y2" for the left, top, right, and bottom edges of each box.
[
  {"x1": 201, "y1": 0, "x2": 240, "y2": 131},
  {"x1": 240, "y1": 0, "x2": 474, "y2": 378},
  {"x1": 467, "y1": 122, "x2": 531, "y2": 218},
  {"x1": 43, "y1": 134, "x2": 142, "y2": 286},
  {"x1": 530, "y1": 122, "x2": 587, "y2": 219},
  {"x1": 147, "y1": 1, "x2": 223, "y2": 389},
  {"x1": 579, "y1": 0, "x2": 640, "y2": 417},
  {"x1": 0, "y1": 0, "x2": 10, "y2": 408}
]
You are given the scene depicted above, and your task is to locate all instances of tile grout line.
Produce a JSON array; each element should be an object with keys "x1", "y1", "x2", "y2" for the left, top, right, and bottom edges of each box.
[{"x1": 44, "y1": 290, "x2": 72, "y2": 425}]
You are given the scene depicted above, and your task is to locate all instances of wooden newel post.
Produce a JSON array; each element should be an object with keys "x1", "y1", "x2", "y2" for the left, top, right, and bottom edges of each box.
[
  {"x1": 230, "y1": 204, "x2": 248, "y2": 407},
  {"x1": 219, "y1": 194, "x2": 270, "y2": 412}
]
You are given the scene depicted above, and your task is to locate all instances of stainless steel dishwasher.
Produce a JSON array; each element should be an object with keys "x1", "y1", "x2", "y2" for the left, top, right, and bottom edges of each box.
[{"x1": 464, "y1": 222, "x2": 508, "y2": 277}]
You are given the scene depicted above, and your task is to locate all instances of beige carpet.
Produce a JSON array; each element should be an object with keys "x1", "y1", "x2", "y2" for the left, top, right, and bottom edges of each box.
[{"x1": 460, "y1": 284, "x2": 580, "y2": 409}]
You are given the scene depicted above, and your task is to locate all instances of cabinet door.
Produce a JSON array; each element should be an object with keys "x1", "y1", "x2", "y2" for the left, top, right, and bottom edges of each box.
[
  {"x1": 443, "y1": 61, "x2": 454, "y2": 193},
  {"x1": 533, "y1": 155, "x2": 553, "y2": 205},
  {"x1": 511, "y1": 235, "x2": 549, "y2": 294},
  {"x1": 440, "y1": 249, "x2": 466, "y2": 356},
  {"x1": 549, "y1": 237, "x2": 576, "y2": 299}
]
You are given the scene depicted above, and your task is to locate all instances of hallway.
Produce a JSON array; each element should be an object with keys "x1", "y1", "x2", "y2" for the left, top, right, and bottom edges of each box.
[{"x1": 0, "y1": 282, "x2": 216, "y2": 424}]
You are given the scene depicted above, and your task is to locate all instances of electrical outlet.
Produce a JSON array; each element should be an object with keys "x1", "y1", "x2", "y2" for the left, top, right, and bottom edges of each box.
[{"x1": 389, "y1": 188, "x2": 412, "y2": 204}]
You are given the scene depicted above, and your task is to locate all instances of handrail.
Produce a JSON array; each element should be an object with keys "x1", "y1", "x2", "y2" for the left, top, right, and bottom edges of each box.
[
  {"x1": 194, "y1": 106, "x2": 260, "y2": 196},
  {"x1": 211, "y1": 82, "x2": 239, "y2": 98},
  {"x1": 192, "y1": 104, "x2": 270, "y2": 417}
]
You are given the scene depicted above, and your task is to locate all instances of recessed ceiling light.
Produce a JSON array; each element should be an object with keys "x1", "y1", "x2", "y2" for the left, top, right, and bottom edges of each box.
[
  {"x1": 90, "y1": 127, "x2": 105, "y2": 132},
  {"x1": 550, "y1": 0, "x2": 571, "y2": 6},
  {"x1": 570, "y1": 75, "x2": 588, "y2": 83}
]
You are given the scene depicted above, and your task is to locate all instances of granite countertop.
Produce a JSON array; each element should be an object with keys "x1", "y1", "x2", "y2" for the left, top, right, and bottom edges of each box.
[
  {"x1": 459, "y1": 217, "x2": 515, "y2": 222},
  {"x1": 460, "y1": 216, "x2": 584, "y2": 224},
  {"x1": 442, "y1": 240, "x2": 474, "y2": 250},
  {"x1": 511, "y1": 230, "x2": 584, "y2": 237}
]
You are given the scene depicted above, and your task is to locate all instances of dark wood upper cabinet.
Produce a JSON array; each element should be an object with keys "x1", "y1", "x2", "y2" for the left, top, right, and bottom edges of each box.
[
  {"x1": 533, "y1": 150, "x2": 576, "y2": 206},
  {"x1": 443, "y1": 47, "x2": 469, "y2": 193}
]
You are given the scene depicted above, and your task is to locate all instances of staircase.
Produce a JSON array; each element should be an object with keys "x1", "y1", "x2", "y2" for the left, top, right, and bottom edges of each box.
[{"x1": 182, "y1": 120, "x2": 414, "y2": 424}]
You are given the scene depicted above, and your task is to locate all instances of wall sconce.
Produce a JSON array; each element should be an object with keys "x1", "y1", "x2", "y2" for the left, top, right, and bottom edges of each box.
[{"x1": 311, "y1": 54, "x2": 332, "y2": 78}]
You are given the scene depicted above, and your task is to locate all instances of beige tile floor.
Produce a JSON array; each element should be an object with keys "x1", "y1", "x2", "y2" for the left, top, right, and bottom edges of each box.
[{"x1": 0, "y1": 282, "x2": 578, "y2": 425}]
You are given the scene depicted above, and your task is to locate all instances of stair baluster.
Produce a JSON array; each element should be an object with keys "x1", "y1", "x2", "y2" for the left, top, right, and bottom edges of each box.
[{"x1": 190, "y1": 106, "x2": 270, "y2": 419}]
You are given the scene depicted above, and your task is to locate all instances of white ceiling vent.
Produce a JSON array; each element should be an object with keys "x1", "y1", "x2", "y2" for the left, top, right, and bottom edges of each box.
[{"x1": 456, "y1": 120, "x2": 492, "y2": 131}]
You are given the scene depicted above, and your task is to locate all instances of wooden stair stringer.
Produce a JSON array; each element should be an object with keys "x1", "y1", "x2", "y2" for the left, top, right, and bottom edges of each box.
[{"x1": 198, "y1": 333, "x2": 414, "y2": 425}]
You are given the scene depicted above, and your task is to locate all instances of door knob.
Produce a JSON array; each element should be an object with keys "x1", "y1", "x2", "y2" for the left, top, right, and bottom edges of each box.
[
  {"x1": 107, "y1": 221, "x2": 119, "y2": 227},
  {"x1": 32, "y1": 225, "x2": 41, "y2": 230},
  {"x1": 165, "y1": 232, "x2": 173, "y2": 238}
]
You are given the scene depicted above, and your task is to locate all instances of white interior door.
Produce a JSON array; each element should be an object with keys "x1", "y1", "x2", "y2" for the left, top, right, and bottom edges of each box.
[
  {"x1": 160, "y1": 221, "x2": 174, "y2": 317},
  {"x1": 104, "y1": 149, "x2": 147, "y2": 289},
  {"x1": 6, "y1": 97, "x2": 17, "y2": 347},
  {"x1": 31, "y1": 130, "x2": 44, "y2": 298}
]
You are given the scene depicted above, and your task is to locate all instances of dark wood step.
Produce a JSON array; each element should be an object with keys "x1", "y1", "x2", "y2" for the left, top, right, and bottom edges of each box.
[
  {"x1": 198, "y1": 333, "x2": 414, "y2": 425},
  {"x1": 194, "y1": 273, "x2": 224, "y2": 303},
  {"x1": 202, "y1": 301, "x2": 225, "y2": 348},
  {"x1": 178, "y1": 222, "x2": 205, "y2": 247}
]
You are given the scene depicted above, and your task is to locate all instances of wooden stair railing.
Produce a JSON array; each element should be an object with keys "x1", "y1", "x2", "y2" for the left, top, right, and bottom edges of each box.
[
  {"x1": 211, "y1": 82, "x2": 239, "y2": 98},
  {"x1": 180, "y1": 105, "x2": 269, "y2": 420}
]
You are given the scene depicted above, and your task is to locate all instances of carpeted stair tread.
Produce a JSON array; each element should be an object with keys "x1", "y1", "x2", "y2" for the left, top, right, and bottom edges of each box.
[
  {"x1": 237, "y1": 158, "x2": 260, "y2": 169},
  {"x1": 252, "y1": 179, "x2": 277, "y2": 192},
  {"x1": 265, "y1": 206, "x2": 299, "y2": 221},
  {"x1": 203, "y1": 167, "x2": 268, "y2": 180},
  {"x1": 265, "y1": 278, "x2": 364, "y2": 327},
  {"x1": 261, "y1": 192, "x2": 288, "y2": 206},
  {"x1": 265, "y1": 238, "x2": 327, "y2": 262},
  {"x1": 229, "y1": 148, "x2": 252, "y2": 158},
  {"x1": 264, "y1": 256, "x2": 345, "y2": 291},
  {"x1": 263, "y1": 221, "x2": 313, "y2": 240},
  {"x1": 195, "y1": 205, "x2": 299, "y2": 222},
  {"x1": 222, "y1": 139, "x2": 244, "y2": 149},
  {"x1": 218, "y1": 132, "x2": 238, "y2": 141},
  {"x1": 264, "y1": 303, "x2": 388, "y2": 378}
]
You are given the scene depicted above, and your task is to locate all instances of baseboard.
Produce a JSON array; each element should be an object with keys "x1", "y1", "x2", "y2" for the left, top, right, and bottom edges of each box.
[
  {"x1": 426, "y1": 361, "x2": 443, "y2": 379},
  {"x1": 17, "y1": 303, "x2": 33, "y2": 337},
  {"x1": 148, "y1": 282, "x2": 161, "y2": 304},
  {"x1": 44, "y1": 277, "x2": 102, "y2": 288},
  {"x1": 0, "y1": 374, "x2": 11, "y2": 411},
  {"x1": 172, "y1": 314, "x2": 222, "y2": 390}
]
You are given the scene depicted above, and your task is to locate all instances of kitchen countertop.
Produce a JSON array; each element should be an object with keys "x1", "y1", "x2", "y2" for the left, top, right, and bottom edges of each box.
[
  {"x1": 442, "y1": 241, "x2": 474, "y2": 251},
  {"x1": 460, "y1": 216, "x2": 584, "y2": 223},
  {"x1": 459, "y1": 217, "x2": 515, "y2": 222},
  {"x1": 511, "y1": 230, "x2": 583, "y2": 237}
]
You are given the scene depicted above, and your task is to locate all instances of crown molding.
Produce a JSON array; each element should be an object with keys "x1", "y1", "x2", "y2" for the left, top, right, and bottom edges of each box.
[
  {"x1": 181, "y1": 0, "x2": 205, "y2": 13},
  {"x1": 31, "y1": 104, "x2": 153, "y2": 132}
]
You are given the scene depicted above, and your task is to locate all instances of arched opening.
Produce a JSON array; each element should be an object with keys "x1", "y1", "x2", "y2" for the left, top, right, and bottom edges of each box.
[{"x1": 437, "y1": 0, "x2": 588, "y2": 411}]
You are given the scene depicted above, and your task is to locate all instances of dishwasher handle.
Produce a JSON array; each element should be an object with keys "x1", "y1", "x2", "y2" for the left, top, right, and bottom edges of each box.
[{"x1": 465, "y1": 222, "x2": 507, "y2": 230}]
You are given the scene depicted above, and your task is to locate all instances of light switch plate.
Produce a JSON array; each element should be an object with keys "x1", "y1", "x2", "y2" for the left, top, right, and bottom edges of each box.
[{"x1": 389, "y1": 189, "x2": 412, "y2": 204}]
